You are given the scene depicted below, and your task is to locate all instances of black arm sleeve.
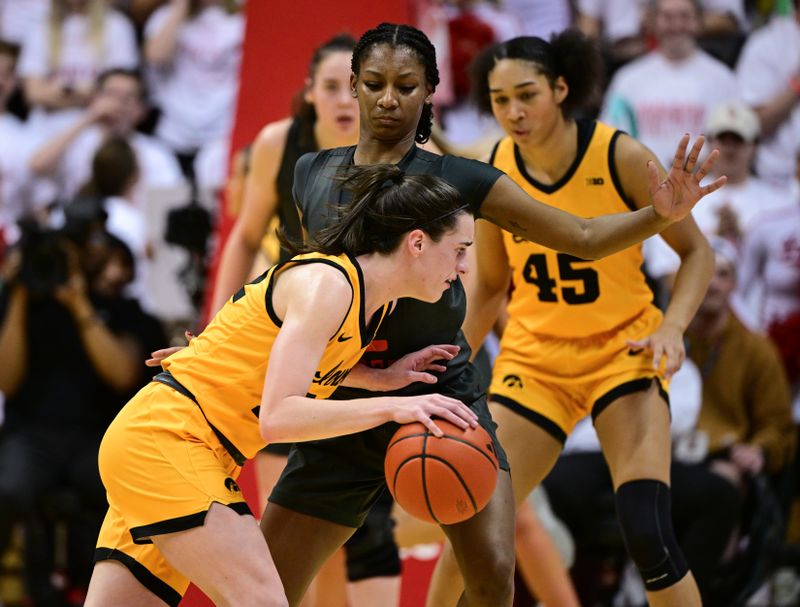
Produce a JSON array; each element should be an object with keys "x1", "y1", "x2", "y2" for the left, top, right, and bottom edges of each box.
[{"x1": 440, "y1": 155, "x2": 504, "y2": 217}]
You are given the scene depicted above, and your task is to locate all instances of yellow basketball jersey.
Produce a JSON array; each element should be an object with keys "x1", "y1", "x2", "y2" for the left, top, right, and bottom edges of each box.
[
  {"x1": 490, "y1": 120, "x2": 653, "y2": 339},
  {"x1": 163, "y1": 252, "x2": 385, "y2": 459}
]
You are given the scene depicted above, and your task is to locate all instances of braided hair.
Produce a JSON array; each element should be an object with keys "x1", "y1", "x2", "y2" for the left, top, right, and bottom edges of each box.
[{"x1": 352, "y1": 23, "x2": 440, "y2": 144}]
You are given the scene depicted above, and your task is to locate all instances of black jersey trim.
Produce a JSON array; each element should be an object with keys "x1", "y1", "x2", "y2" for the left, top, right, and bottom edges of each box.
[
  {"x1": 152, "y1": 372, "x2": 247, "y2": 466},
  {"x1": 94, "y1": 548, "x2": 182, "y2": 606},
  {"x1": 264, "y1": 258, "x2": 355, "y2": 341},
  {"x1": 346, "y1": 252, "x2": 388, "y2": 349},
  {"x1": 129, "y1": 502, "x2": 253, "y2": 545},
  {"x1": 591, "y1": 377, "x2": 670, "y2": 422},
  {"x1": 513, "y1": 119, "x2": 597, "y2": 194},
  {"x1": 488, "y1": 139, "x2": 502, "y2": 166},
  {"x1": 491, "y1": 394, "x2": 567, "y2": 443},
  {"x1": 608, "y1": 130, "x2": 637, "y2": 212}
]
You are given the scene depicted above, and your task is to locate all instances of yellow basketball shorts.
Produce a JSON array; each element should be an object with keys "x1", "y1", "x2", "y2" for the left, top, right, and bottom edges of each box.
[
  {"x1": 94, "y1": 381, "x2": 251, "y2": 606},
  {"x1": 489, "y1": 306, "x2": 669, "y2": 442}
]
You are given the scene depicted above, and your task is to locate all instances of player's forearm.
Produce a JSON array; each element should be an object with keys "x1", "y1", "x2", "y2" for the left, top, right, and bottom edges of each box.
[
  {"x1": 71, "y1": 299, "x2": 141, "y2": 391},
  {"x1": 0, "y1": 285, "x2": 29, "y2": 395},
  {"x1": 463, "y1": 283, "x2": 505, "y2": 358},
  {"x1": 29, "y1": 114, "x2": 93, "y2": 175},
  {"x1": 144, "y1": 1, "x2": 189, "y2": 66},
  {"x1": 663, "y1": 242, "x2": 714, "y2": 332},
  {"x1": 755, "y1": 87, "x2": 799, "y2": 137},
  {"x1": 260, "y1": 395, "x2": 396, "y2": 443},
  {"x1": 579, "y1": 206, "x2": 673, "y2": 260}
]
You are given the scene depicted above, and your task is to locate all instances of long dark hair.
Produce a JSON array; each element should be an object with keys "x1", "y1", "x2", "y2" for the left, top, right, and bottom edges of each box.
[
  {"x1": 293, "y1": 34, "x2": 357, "y2": 147},
  {"x1": 280, "y1": 164, "x2": 469, "y2": 257},
  {"x1": 351, "y1": 22, "x2": 440, "y2": 144},
  {"x1": 470, "y1": 30, "x2": 603, "y2": 118}
]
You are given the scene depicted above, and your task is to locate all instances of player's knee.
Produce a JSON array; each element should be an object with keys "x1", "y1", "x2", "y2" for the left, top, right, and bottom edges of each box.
[
  {"x1": 463, "y1": 548, "x2": 515, "y2": 601},
  {"x1": 615, "y1": 479, "x2": 689, "y2": 591}
]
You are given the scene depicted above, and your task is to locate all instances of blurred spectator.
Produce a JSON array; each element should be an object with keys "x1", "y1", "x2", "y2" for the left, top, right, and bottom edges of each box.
[
  {"x1": 143, "y1": 0, "x2": 243, "y2": 174},
  {"x1": 735, "y1": 0, "x2": 800, "y2": 188},
  {"x1": 78, "y1": 136, "x2": 153, "y2": 309},
  {"x1": 0, "y1": 41, "x2": 30, "y2": 253},
  {"x1": 0, "y1": 213, "x2": 165, "y2": 605},
  {"x1": 17, "y1": 0, "x2": 139, "y2": 142},
  {"x1": 686, "y1": 240, "x2": 795, "y2": 596},
  {"x1": 504, "y1": 0, "x2": 572, "y2": 39},
  {"x1": 678, "y1": 237, "x2": 795, "y2": 602},
  {"x1": 602, "y1": 0, "x2": 738, "y2": 167},
  {"x1": 643, "y1": 102, "x2": 794, "y2": 290},
  {"x1": 28, "y1": 68, "x2": 184, "y2": 205},
  {"x1": 0, "y1": 0, "x2": 49, "y2": 46},
  {"x1": 436, "y1": 1, "x2": 517, "y2": 146},
  {"x1": 735, "y1": 190, "x2": 800, "y2": 336},
  {"x1": 577, "y1": 0, "x2": 650, "y2": 72}
]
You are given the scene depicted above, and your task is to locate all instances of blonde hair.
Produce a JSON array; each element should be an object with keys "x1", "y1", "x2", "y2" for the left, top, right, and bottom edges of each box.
[{"x1": 47, "y1": 0, "x2": 107, "y2": 72}]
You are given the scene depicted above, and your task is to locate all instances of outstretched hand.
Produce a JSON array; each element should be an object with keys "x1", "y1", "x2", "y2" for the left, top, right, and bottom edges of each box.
[{"x1": 648, "y1": 134, "x2": 727, "y2": 222}]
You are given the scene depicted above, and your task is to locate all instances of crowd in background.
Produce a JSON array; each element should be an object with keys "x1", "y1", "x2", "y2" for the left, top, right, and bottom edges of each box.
[{"x1": 0, "y1": 0, "x2": 798, "y2": 606}]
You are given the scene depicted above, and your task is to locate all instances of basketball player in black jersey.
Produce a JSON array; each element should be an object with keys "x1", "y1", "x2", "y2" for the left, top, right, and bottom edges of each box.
[{"x1": 260, "y1": 22, "x2": 726, "y2": 607}]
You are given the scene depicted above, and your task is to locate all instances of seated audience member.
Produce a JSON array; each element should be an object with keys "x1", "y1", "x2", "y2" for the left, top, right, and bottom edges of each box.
[
  {"x1": 681, "y1": 238, "x2": 795, "y2": 603},
  {"x1": 0, "y1": 212, "x2": 165, "y2": 605},
  {"x1": 642, "y1": 102, "x2": 793, "y2": 319},
  {"x1": 735, "y1": 0, "x2": 800, "y2": 189},
  {"x1": 735, "y1": 177, "x2": 800, "y2": 334},
  {"x1": 17, "y1": 0, "x2": 139, "y2": 142},
  {"x1": 28, "y1": 68, "x2": 184, "y2": 206},
  {"x1": 602, "y1": 0, "x2": 738, "y2": 167}
]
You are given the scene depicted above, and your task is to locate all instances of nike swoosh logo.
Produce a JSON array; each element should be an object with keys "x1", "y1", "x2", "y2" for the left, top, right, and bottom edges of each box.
[
  {"x1": 337, "y1": 334, "x2": 353, "y2": 342},
  {"x1": 628, "y1": 348, "x2": 644, "y2": 356}
]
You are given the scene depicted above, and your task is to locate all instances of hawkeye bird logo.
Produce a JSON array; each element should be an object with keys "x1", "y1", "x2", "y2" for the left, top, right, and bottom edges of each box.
[{"x1": 503, "y1": 374, "x2": 523, "y2": 389}]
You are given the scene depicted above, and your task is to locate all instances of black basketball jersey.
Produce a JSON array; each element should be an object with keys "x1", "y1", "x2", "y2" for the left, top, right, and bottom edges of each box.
[
  {"x1": 293, "y1": 144, "x2": 503, "y2": 402},
  {"x1": 275, "y1": 117, "x2": 317, "y2": 263}
]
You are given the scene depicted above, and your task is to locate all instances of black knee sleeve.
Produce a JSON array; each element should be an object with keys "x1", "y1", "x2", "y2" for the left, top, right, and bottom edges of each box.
[
  {"x1": 615, "y1": 479, "x2": 689, "y2": 591},
  {"x1": 344, "y1": 491, "x2": 401, "y2": 582}
]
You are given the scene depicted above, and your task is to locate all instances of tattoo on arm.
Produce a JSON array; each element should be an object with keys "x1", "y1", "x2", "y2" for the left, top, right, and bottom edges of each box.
[{"x1": 509, "y1": 219, "x2": 526, "y2": 232}]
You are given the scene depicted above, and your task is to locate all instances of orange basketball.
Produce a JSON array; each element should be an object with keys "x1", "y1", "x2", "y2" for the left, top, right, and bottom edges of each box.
[{"x1": 384, "y1": 420, "x2": 499, "y2": 525}]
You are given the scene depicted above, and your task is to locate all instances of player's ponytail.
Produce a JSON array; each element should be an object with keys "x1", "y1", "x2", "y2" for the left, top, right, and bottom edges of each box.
[{"x1": 280, "y1": 164, "x2": 469, "y2": 257}]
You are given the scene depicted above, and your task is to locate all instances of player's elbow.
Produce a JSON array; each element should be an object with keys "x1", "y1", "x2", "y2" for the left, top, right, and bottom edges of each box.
[{"x1": 259, "y1": 405, "x2": 292, "y2": 444}]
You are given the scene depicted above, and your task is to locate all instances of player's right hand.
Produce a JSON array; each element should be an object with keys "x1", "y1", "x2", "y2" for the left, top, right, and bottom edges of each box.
[{"x1": 392, "y1": 394, "x2": 479, "y2": 437}]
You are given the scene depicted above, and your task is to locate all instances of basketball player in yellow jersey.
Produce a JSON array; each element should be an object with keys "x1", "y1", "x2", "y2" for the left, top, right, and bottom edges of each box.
[
  {"x1": 84, "y1": 164, "x2": 480, "y2": 607},
  {"x1": 430, "y1": 33, "x2": 713, "y2": 607}
]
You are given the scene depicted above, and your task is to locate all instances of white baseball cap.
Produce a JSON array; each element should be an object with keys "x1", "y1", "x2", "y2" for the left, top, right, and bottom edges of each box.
[{"x1": 705, "y1": 102, "x2": 760, "y2": 143}]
